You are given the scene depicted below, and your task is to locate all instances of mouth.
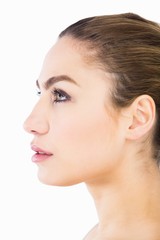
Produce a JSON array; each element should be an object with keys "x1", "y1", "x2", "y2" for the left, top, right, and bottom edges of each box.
[{"x1": 31, "y1": 145, "x2": 53, "y2": 163}]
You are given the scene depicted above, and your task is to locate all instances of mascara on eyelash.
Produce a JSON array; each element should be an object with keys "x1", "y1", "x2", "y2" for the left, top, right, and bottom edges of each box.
[
  {"x1": 36, "y1": 89, "x2": 41, "y2": 96},
  {"x1": 52, "y1": 88, "x2": 71, "y2": 102}
]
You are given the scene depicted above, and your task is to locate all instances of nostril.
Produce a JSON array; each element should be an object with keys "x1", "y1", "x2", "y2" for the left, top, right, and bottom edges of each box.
[
  {"x1": 31, "y1": 129, "x2": 37, "y2": 133},
  {"x1": 23, "y1": 111, "x2": 49, "y2": 135},
  {"x1": 23, "y1": 119, "x2": 35, "y2": 134},
  {"x1": 23, "y1": 114, "x2": 38, "y2": 134},
  {"x1": 23, "y1": 119, "x2": 49, "y2": 135}
]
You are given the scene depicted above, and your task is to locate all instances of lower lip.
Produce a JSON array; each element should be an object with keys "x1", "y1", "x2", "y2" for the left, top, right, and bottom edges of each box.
[{"x1": 32, "y1": 153, "x2": 52, "y2": 163}]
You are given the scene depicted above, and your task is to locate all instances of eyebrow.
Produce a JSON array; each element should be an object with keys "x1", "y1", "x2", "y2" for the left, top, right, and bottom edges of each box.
[{"x1": 36, "y1": 75, "x2": 79, "y2": 90}]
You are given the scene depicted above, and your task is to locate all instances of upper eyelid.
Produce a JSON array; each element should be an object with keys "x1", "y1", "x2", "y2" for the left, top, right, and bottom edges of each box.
[
  {"x1": 52, "y1": 88, "x2": 71, "y2": 98},
  {"x1": 36, "y1": 86, "x2": 70, "y2": 96},
  {"x1": 36, "y1": 80, "x2": 74, "y2": 101}
]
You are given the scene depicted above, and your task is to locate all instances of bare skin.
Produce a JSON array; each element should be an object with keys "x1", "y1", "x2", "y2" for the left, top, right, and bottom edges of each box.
[
  {"x1": 84, "y1": 153, "x2": 160, "y2": 239},
  {"x1": 23, "y1": 36, "x2": 160, "y2": 239}
]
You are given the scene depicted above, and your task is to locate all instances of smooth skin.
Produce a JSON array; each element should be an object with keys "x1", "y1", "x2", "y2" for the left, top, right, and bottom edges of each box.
[{"x1": 24, "y1": 37, "x2": 160, "y2": 239}]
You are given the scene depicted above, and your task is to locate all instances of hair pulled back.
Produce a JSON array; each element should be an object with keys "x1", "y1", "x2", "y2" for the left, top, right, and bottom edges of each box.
[{"x1": 59, "y1": 13, "x2": 160, "y2": 162}]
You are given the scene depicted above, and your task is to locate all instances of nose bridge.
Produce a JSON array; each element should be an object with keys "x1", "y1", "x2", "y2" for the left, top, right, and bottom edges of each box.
[{"x1": 23, "y1": 97, "x2": 50, "y2": 134}]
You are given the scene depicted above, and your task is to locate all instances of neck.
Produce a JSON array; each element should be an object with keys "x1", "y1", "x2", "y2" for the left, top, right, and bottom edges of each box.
[{"x1": 85, "y1": 158, "x2": 160, "y2": 239}]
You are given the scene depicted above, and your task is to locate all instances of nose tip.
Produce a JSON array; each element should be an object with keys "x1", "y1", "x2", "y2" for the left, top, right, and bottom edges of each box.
[
  {"x1": 23, "y1": 116, "x2": 34, "y2": 134},
  {"x1": 23, "y1": 98, "x2": 50, "y2": 135},
  {"x1": 23, "y1": 114, "x2": 49, "y2": 135}
]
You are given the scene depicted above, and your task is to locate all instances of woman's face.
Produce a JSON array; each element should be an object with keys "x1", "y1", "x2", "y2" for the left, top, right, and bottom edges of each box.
[{"x1": 24, "y1": 37, "x2": 126, "y2": 186}]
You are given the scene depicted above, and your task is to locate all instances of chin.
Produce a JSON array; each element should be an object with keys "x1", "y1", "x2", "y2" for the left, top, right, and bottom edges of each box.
[{"x1": 37, "y1": 170, "x2": 82, "y2": 187}]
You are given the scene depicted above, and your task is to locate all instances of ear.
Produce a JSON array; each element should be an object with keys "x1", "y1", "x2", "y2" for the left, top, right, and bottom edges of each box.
[{"x1": 125, "y1": 95, "x2": 156, "y2": 140}]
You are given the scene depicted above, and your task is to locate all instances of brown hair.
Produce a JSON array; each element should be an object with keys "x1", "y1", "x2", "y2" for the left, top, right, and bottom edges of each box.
[{"x1": 59, "y1": 13, "x2": 160, "y2": 162}]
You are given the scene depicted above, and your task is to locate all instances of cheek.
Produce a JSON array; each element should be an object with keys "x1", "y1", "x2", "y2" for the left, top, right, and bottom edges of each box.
[
  {"x1": 39, "y1": 109, "x2": 123, "y2": 186},
  {"x1": 51, "y1": 111, "x2": 117, "y2": 166}
]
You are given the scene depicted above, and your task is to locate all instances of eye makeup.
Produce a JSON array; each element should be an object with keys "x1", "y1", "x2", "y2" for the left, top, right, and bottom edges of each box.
[
  {"x1": 36, "y1": 86, "x2": 72, "y2": 104},
  {"x1": 51, "y1": 88, "x2": 71, "y2": 103}
]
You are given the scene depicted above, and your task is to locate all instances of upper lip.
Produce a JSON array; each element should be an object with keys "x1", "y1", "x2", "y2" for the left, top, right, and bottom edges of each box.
[{"x1": 31, "y1": 144, "x2": 53, "y2": 155}]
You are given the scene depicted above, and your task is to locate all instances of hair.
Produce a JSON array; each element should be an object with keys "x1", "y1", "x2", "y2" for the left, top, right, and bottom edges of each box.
[{"x1": 59, "y1": 13, "x2": 160, "y2": 163}]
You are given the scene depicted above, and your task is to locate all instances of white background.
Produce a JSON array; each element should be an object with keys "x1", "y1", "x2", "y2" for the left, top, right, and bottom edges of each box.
[{"x1": 0, "y1": 1, "x2": 159, "y2": 239}]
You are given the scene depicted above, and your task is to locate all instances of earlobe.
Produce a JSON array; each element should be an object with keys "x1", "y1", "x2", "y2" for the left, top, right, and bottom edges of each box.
[{"x1": 126, "y1": 95, "x2": 156, "y2": 140}]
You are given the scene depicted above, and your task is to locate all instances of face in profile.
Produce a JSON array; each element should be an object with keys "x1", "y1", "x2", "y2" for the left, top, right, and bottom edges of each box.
[{"x1": 23, "y1": 36, "x2": 126, "y2": 186}]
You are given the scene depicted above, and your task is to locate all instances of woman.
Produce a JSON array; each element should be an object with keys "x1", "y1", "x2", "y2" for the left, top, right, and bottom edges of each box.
[{"x1": 23, "y1": 13, "x2": 160, "y2": 239}]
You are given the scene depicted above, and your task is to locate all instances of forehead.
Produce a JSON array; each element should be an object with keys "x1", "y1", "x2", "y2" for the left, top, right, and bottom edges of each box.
[
  {"x1": 44, "y1": 36, "x2": 98, "y2": 71},
  {"x1": 38, "y1": 36, "x2": 113, "y2": 91},
  {"x1": 38, "y1": 38, "x2": 82, "y2": 79}
]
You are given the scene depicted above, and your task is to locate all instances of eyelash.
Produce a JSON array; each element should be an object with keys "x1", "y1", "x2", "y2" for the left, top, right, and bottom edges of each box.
[
  {"x1": 37, "y1": 90, "x2": 41, "y2": 96},
  {"x1": 51, "y1": 88, "x2": 71, "y2": 103},
  {"x1": 36, "y1": 88, "x2": 71, "y2": 103}
]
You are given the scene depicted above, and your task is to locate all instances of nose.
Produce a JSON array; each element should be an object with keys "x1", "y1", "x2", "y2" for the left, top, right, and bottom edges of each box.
[{"x1": 23, "y1": 100, "x2": 50, "y2": 135}]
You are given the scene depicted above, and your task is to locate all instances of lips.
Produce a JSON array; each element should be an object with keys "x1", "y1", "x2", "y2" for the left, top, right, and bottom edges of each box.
[{"x1": 31, "y1": 145, "x2": 53, "y2": 163}]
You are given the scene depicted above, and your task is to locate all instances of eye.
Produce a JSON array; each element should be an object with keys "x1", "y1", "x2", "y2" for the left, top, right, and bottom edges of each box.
[
  {"x1": 36, "y1": 88, "x2": 41, "y2": 96},
  {"x1": 52, "y1": 88, "x2": 71, "y2": 103}
]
